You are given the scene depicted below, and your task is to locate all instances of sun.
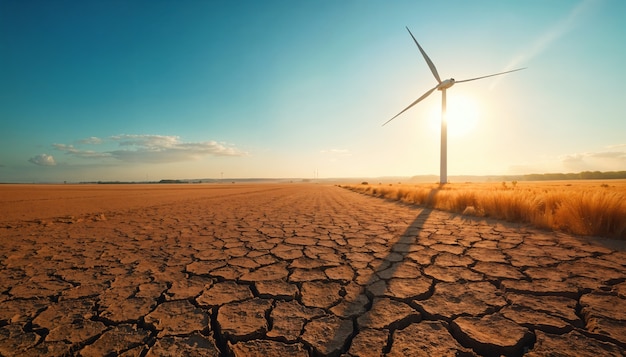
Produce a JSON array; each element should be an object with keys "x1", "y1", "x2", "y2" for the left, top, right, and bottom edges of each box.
[{"x1": 428, "y1": 94, "x2": 479, "y2": 138}]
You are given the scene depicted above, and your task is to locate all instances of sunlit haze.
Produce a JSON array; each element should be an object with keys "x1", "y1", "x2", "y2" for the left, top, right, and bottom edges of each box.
[
  {"x1": 427, "y1": 94, "x2": 480, "y2": 138},
  {"x1": 1, "y1": 0, "x2": 625, "y2": 182}
]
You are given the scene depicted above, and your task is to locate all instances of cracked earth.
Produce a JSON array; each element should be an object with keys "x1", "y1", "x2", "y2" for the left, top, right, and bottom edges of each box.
[{"x1": 0, "y1": 184, "x2": 625, "y2": 356}]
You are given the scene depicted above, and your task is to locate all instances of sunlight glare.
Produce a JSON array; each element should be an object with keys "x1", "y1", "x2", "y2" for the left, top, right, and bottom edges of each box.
[{"x1": 428, "y1": 94, "x2": 480, "y2": 138}]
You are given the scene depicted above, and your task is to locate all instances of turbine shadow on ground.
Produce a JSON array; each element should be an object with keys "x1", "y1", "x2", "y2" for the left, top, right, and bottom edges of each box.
[{"x1": 331, "y1": 206, "x2": 434, "y2": 354}]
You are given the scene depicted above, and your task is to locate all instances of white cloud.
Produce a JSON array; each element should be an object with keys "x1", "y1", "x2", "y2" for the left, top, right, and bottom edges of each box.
[
  {"x1": 589, "y1": 151, "x2": 626, "y2": 160},
  {"x1": 321, "y1": 149, "x2": 351, "y2": 155},
  {"x1": 53, "y1": 143, "x2": 111, "y2": 159},
  {"x1": 111, "y1": 134, "x2": 179, "y2": 148},
  {"x1": 28, "y1": 154, "x2": 57, "y2": 166},
  {"x1": 606, "y1": 144, "x2": 626, "y2": 150},
  {"x1": 77, "y1": 136, "x2": 103, "y2": 145},
  {"x1": 561, "y1": 146, "x2": 626, "y2": 172},
  {"x1": 506, "y1": 144, "x2": 626, "y2": 174},
  {"x1": 53, "y1": 134, "x2": 246, "y2": 164}
]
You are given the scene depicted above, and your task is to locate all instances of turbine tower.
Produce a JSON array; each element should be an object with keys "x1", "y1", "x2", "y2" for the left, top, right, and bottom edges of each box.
[{"x1": 383, "y1": 27, "x2": 525, "y2": 184}]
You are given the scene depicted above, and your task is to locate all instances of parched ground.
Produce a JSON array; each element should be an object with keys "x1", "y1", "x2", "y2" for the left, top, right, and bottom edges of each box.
[{"x1": 0, "y1": 184, "x2": 624, "y2": 356}]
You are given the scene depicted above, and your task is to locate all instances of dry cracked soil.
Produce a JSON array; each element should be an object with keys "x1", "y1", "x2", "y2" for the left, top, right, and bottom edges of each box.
[{"x1": 0, "y1": 184, "x2": 625, "y2": 356}]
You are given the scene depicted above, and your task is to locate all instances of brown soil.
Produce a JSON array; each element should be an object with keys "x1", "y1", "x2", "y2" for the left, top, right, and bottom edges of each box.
[{"x1": 0, "y1": 184, "x2": 624, "y2": 356}]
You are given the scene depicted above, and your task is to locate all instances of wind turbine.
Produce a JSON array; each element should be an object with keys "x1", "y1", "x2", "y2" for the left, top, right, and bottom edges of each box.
[{"x1": 383, "y1": 27, "x2": 525, "y2": 184}]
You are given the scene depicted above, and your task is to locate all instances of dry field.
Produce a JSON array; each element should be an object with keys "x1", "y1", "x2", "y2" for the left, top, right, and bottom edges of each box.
[
  {"x1": 0, "y1": 183, "x2": 625, "y2": 355},
  {"x1": 343, "y1": 180, "x2": 626, "y2": 239},
  {"x1": 0, "y1": 183, "x2": 279, "y2": 224}
]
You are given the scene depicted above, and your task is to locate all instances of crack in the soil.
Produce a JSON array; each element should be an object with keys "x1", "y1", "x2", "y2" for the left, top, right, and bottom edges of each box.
[{"x1": 209, "y1": 308, "x2": 230, "y2": 357}]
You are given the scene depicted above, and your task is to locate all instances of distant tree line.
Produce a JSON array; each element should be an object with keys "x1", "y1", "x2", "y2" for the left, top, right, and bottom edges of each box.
[
  {"x1": 96, "y1": 181, "x2": 138, "y2": 184},
  {"x1": 93, "y1": 179, "x2": 187, "y2": 184},
  {"x1": 514, "y1": 171, "x2": 626, "y2": 181}
]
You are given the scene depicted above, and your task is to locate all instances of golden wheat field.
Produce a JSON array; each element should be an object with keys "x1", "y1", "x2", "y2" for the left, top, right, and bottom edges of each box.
[{"x1": 342, "y1": 180, "x2": 626, "y2": 239}]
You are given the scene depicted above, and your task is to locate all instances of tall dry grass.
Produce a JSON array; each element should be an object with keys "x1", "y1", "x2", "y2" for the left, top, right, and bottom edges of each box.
[{"x1": 343, "y1": 181, "x2": 626, "y2": 239}]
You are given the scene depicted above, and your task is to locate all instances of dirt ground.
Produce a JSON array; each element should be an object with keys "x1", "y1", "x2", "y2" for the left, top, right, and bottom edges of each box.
[{"x1": 0, "y1": 184, "x2": 624, "y2": 356}]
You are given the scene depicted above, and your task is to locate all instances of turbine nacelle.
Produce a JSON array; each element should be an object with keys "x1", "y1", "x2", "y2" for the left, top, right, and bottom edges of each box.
[
  {"x1": 382, "y1": 27, "x2": 525, "y2": 128},
  {"x1": 383, "y1": 26, "x2": 526, "y2": 184},
  {"x1": 437, "y1": 78, "x2": 455, "y2": 91}
]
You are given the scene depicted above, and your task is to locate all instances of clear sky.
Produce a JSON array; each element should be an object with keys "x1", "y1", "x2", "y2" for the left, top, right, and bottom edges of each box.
[{"x1": 1, "y1": 0, "x2": 625, "y2": 182}]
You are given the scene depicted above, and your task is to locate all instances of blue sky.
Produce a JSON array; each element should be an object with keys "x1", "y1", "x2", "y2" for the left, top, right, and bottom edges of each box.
[{"x1": 1, "y1": 0, "x2": 625, "y2": 182}]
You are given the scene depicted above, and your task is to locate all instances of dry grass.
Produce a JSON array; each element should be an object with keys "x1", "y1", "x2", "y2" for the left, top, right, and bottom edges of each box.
[{"x1": 342, "y1": 180, "x2": 626, "y2": 239}]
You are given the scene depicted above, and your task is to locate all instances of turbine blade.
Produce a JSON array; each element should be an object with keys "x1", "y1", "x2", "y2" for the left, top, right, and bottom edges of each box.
[
  {"x1": 406, "y1": 27, "x2": 441, "y2": 84},
  {"x1": 455, "y1": 67, "x2": 526, "y2": 83},
  {"x1": 382, "y1": 86, "x2": 438, "y2": 126}
]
